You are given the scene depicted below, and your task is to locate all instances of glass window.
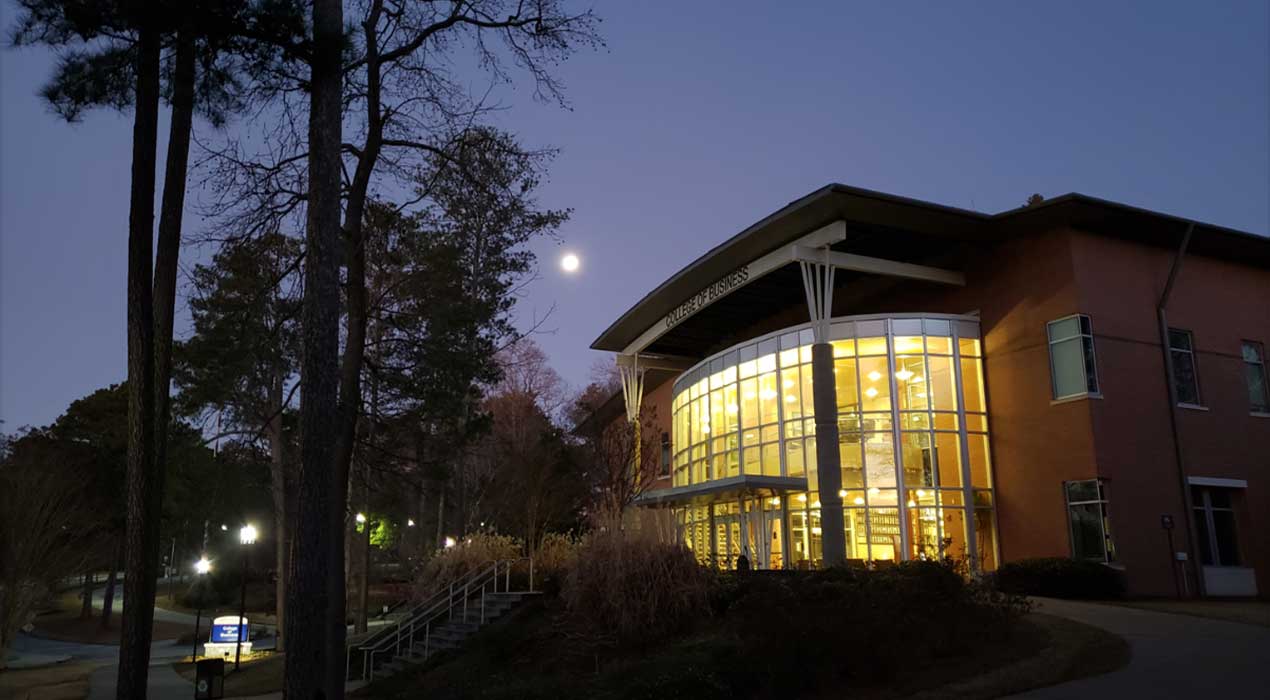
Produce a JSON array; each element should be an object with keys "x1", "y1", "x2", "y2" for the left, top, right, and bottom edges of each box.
[
  {"x1": 660, "y1": 432, "x2": 670, "y2": 477},
  {"x1": 1047, "y1": 314, "x2": 1099, "y2": 399},
  {"x1": 1192, "y1": 486, "x2": 1241, "y2": 567},
  {"x1": 1065, "y1": 479, "x2": 1115, "y2": 562},
  {"x1": 859, "y1": 356, "x2": 891, "y2": 411},
  {"x1": 1242, "y1": 341, "x2": 1269, "y2": 413},
  {"x1": 781, "y1": 367, "x2": 802, "y2": 420},
  {"x1": 1168, "y1": 328, "x2": 1202, "y2": 406}
]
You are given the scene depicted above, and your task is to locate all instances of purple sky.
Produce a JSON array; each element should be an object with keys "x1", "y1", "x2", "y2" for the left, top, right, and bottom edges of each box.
[{"x1": 3, "y1": 0, "x2": 1268, "y2": 430}]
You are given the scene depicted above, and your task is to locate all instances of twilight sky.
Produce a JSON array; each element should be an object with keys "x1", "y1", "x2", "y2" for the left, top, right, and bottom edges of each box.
[{"x1": 2, "y1": 0, "x2": 1268, "y2": 430}]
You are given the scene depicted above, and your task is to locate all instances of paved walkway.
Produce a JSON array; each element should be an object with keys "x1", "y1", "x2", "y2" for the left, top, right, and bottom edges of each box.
[{"x1": 1008, "y1": 597, "x2": 1270, "y2": 698}]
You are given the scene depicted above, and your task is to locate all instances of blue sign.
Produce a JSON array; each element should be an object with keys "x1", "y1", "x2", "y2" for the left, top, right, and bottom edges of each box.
[{"x1": 211, "y1": 622, "x2": 247, "y2": 643}]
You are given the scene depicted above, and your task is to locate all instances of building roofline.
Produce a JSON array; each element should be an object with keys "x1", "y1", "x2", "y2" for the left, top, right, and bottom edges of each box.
[{"x1": 591, "y1": 184, "x2": 1268, "y2": 353}]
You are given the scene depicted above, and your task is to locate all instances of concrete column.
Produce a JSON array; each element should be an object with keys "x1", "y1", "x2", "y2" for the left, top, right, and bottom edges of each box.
[{"x1": 812, "y1": 342, "x2": 846, "y2": 566}]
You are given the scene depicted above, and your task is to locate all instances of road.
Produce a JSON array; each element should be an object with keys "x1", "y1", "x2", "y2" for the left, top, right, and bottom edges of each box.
[{"x1": 1007, "y1": 597, "x2": 1270, "y2": 698}]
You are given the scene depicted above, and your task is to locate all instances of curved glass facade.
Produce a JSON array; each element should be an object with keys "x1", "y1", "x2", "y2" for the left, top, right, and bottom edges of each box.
[{"x1": 670, "y1": 314, "x2": 998, "y2": 570}]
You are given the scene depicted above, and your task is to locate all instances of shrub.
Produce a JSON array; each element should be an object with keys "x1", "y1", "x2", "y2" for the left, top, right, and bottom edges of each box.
[
  {"x1": 992, "y1": 557, "x2": 1126, "y2": 599},
  {"x1": 532, "y1": 532, "x2": 579, "y2": 595},
  {"x1": 415, "y1": 533, "x2": 524, "y2": 598},
  {"x1": 715, "y1": 561, "x2": 1030, "y2": 694},
  {"x1": 561, "y1": 526, "x2": 709, "y2": 649}
]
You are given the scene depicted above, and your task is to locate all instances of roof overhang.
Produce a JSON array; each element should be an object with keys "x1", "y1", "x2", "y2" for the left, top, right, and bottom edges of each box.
[
  {"x1": 633, "y1": 474, "x2": 809, "y2": 506},
  {"x1": 592, "y1": 183, "x2": 1268, "y2": 359}
]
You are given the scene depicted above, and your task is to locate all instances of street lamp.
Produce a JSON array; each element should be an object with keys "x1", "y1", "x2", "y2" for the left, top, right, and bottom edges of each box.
[
  {"x1": 235, "y1": 524, "x2": 257, "y2": 670},
  {"x1": 192, "y1": 557, "x2": 211, "y2": 660}
]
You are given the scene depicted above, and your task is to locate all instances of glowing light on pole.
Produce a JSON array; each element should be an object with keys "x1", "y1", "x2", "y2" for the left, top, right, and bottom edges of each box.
[
  {"x1": 192, "y1": 557, "x2": 211, "y2": 659},
  {"x1": 235, "y1": 524, "x2": 257, "y2": 669}
]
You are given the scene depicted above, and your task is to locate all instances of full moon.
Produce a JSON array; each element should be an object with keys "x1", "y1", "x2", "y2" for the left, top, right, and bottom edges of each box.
[{"x1": 561, "y1": 252, "x2": 580, "y2": 273}]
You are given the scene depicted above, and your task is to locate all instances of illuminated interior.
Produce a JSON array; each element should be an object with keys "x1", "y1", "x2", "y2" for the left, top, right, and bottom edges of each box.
[{"x1": 669, "y1": 314, "x2": 998, "y2": 571}]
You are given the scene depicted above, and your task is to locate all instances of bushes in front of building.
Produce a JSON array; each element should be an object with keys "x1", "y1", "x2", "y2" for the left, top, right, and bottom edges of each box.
[
  {"x1": 710, "y1": 561, "x2": 1031, "y2": 695},
  {"x1": 992, "y1": 557, "x2": 1126, "y2": 599},
  {"x1": 561, "y1": 526, "x2": 710, "y2": 649}
]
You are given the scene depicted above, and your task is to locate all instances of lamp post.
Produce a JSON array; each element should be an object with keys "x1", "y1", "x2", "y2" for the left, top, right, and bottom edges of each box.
[
  {"x1": 192, "y1": 557, "x2": 211, "y2": 660},
  {"x1": 235, "y1": 524, "x2": 257, "y2": 670}
]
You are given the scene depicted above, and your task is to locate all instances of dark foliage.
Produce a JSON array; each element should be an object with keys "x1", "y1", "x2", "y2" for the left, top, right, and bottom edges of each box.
[{"x1": 992, "y1": 557, "x2": 1126, "y2": 600}]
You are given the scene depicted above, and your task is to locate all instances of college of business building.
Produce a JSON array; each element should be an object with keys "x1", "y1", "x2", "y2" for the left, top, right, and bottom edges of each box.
[{"x1": 588, "y1": 184, "x2": 1269, "y2": 598}]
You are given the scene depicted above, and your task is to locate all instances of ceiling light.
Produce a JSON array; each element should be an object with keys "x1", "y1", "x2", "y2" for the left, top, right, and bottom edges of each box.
[
  {"x1": 907, "y1": 499, "x2": 917, "y2": 508},
  {"x1": 867, "y1": 371, "x2": 882, "y2": 382},
  {"x1": 865, "y1": 387, "x2": 878, "y2": 398},
  {"x1": 798, "y1": 494, "x2": 807, "y2": 502},
  {"x1": 783, "y1": 379, "x2": 794, "y2": 389},
  {"x1": 868, "y1": 487, "x2": 880, "y2": 495},
  {"x1": 895, "y1": 369, "x2": 914, "y2": 381},
  {"x1": 838, "y1": 489, "x2": 847, "y2": 498},
  {"x1": 784, "y1": 394, "x2": 796, "y2": 403},
  {"x1": 853, "y1": 497, "x2": 865, "y2": 505},
  {"x1": 726, "y1": 403, "x2": 738, "y2": 414}
]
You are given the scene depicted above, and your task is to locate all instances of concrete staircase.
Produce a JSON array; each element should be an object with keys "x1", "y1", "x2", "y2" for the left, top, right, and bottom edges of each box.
[
  {"x1": 347, "y1": 559, "x2": 537, "y2": 683},
  {"x1": 372, "y1": 591, "x2": 531, "y2": 679}
]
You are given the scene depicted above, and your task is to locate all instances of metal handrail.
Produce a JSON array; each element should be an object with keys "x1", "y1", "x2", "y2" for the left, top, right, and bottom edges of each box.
[{"x1": 347, "y1": 557, "x2": 534, "y2": 681}]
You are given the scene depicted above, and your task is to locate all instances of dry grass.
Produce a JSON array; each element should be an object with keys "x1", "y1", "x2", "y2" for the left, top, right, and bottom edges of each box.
[
  {"x1": 1109, "y1": 599, "x2": 1270, "y2": 628},
  {"x1": 171, "y1": 651, "x2": 285, "y2": 697},
  {"x1": 0, "y1": 660, "x2": 101, "y2": 700},
  {"x1": 561, "y1": 525, "x2": 708, "y2": 649}
]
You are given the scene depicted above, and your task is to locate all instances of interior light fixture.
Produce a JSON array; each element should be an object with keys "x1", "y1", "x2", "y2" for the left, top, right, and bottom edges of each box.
[
  {"x1": 837, "y1": 489, "x2": 847, "y2": 498},
  {"x1": 853, "y1": 497, "x2": 865, "y2": 505},
  {"x1": 784, "y1": 394, "x2": 796, "y2": 403},
  {"x1": 759, "y1": 389, "x2": 778, "y2": 401},
  {"x1": 907, "y1": 499, "x2": 917, "y2": 508},
  {"x1": 867, "y1": 371, "x2": 882, "y2": 382},
  {"x1": 812, "y1": 500, "x2": 821, "y2": 508},
  {"x1": 895, "y1": 369, "x2": 914, "y2": 381},
  {"x1": 865, "y1": 387, "x2": 879, "y2": 398},
  {"x1": 783, "y1": 379, "x2": 795, "y2": 389},
  {"x1": 797, "y1": 494, "x2": 807, "y2": 503},
  {"x1": 868, "y1": 487, "x2": 880, "y2": 495},
  {"x1": 726, "y1": 403, "x2": 738, "y2": 414}
]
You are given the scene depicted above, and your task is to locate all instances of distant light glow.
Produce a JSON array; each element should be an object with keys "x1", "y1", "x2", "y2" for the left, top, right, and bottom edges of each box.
[
  {"x1": 407, "y1": 518, "x2": 415, "y2": 527},
  {"x1": 561, "y1": 252, "x2": 580, "y2": 273},
  {"x1": 355, "y1": 512, "x2": 367, "y2": 524},
  {"x1": 195, "y1": 557, "x2": 211, "y2": 575},
  {"x1": 220, "y1": 524, "x2": 228, "y2": 531},
  {"x1": 444, "y1": 536, "x2": 457, "y2": 548},
  {"x1": 239, "y1": 524, "x2": 258, "y2": 545}
]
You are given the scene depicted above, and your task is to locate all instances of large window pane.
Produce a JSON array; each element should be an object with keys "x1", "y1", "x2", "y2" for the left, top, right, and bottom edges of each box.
[
  {"x1": 859, "y1": 356, "x2": 891, "y2": 411},
  {"x1": 1068, "y1": 504, "x2": 1105, "y2": 561},
  {"x1": 781, "y1": 367, "x2": 802, "y2": 420},
  {"x1": 961, "y1": 358, "x2": 986, "y2": 412},
  {"x1": 835, "y1": 357, "x2": 859, "y2": 412},
  {"x1": 863, "y1": 432, "x2": 896, "y2": 488},
  {"x1": 1169, "y1": 329, "x2": 1201, "y2": 405},
  {"x1": 740, "y1": 377, "x2": 758, "y2": 429},
  {"x1": 928, "y1": 355, "x2": 957, "y2": 411},
  {"x1": 934, "y1": 433, "x2": 962, "y2": 489},
  {"x1": 759, "y1": 373, "x2": 779, "y2": 424},
  {"x1": 895, "y1": 355, "x2": 928, "y2": 411},
  {"x1": 839, "y1": 430, "x2": 864, "y2": 488},
  {"x1": 1242, "y1": 341, "x2": 1269, "y2": 412},
  {"x1": 967, "y1": 433, "x2": 992, "y2": 487},
  {"x1": 900, "y1": 432, "x2": 934, "y2": 488},
  {"x1": 867, "y1": 507, "x2": 901, "y2": 561},
  {"x1": 1049, "y1": 337, "x2": 1086, "y2": 398}
]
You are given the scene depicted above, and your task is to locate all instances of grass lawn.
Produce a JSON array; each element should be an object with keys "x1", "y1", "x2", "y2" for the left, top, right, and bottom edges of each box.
[
  {"x1": 171, "y1": 652, "x2": 285, "y2": 697},
  {"x1": 0, "y1": 660, "x2": 102, "y2": 700},
  {"x1": 350, "y1": 601, "x2": 1129, "y2": 700},
  {"x1": 1107, "y1": 599, "x2": 1270, "y2": 628},
  {"x1": 155, "y1": 580, "x2": 277, "y2": 623},
  {"x1": 27, "y1": 591, "x2": 190, "y2": 645}
]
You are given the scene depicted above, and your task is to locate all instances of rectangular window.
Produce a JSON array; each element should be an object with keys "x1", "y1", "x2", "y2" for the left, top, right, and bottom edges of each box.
[
  {"x1": 659, "y1": 432, "x2": 671, "y2": 478},
  {"x1": 1192, "y1": 486, "x2": 1241, "y2": 567},
  {"x1": 1168, "y1": 329, "x2": 1202, "y2": 406},
  {"x1": 1047, "y1": 315, "x2": 1099, "y2": 399},
  {"x1": 1065, "y1": 479, "x2": 1115, "y2": 562},
  {"x1": 1242, "y1": 341, "x2": 1269, "y2": 413}
]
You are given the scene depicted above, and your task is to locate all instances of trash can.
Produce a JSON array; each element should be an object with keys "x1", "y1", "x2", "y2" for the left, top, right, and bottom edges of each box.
[{"x1": 195, "y1": 658, "x2": 225, "y2": 699}]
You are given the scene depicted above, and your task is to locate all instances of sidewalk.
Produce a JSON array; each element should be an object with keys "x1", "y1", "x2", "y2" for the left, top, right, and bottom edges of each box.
[{"x1": 1006, "y1": 597, "x2": 1270, "y2": 698}]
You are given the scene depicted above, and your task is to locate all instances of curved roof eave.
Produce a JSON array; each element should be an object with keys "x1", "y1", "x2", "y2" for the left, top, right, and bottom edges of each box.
[{"x1": 589, "y1": 183, "x2": 990, "y2": 353}]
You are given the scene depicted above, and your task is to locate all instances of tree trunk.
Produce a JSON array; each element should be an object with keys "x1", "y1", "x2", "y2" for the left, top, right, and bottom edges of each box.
[
  {"x1": 284, "y1": 0, "x2": 343, "y2": 696},
  {"x1": 436, "y1": 489, "x2": 445, "y2": 548},
  {"x1": 101, "y1": 550, "x2": 120, "y2": 629},
  {"x1": 267, "y1": 375, "x2": 288, "y2": 652},
  {"x1": 116, "y1": 12, "x2": 161, "y2": 698},
  {"x1": 79, "y1": 573, "x2": 94, "y2": 620},
  {"x1": 151, "y1": 30, "x2": 195, "y2": 543}
]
